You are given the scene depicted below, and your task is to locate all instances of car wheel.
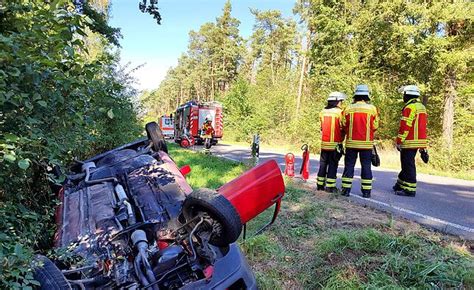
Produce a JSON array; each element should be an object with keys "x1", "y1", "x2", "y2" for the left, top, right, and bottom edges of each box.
[
  {"x1": 32, "y1": 255, "x2": 71, "y2": 290},
  {"x1": 182, "y1": 188, "x2": 242, "y2": 247},
  {"x1": 145, "y1": 122, "x2": 168, "y2": 153}
]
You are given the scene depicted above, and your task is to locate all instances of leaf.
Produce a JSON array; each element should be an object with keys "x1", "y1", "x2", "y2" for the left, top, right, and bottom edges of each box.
[
  {"x1": 18, "y1": 159, "x2": 30, "y2": 170},
  {"x1": 32, "y1": 93, "x2": 41, "y2": 101},
  {"x1": 4, "y1": 154, "x2": 16, "y2": 163},
  {"x1": 14, "y1": 243, "x2": 23, "y2": 258},
  {"x1": 37, "y1": 101, "x2": 47, "y2": 107},
  {"x1": 107, "y1": 109, "x2": 114, "y2": 119},
  {"x1": 65, "y1": 46, "x2": 74, "y2": 57},
  {"x1": 8, "y1": 68, "x2": 20, "y2": 77},
  {"x1": 4, "y1": 133, "x2": 19, "y2": 142}
]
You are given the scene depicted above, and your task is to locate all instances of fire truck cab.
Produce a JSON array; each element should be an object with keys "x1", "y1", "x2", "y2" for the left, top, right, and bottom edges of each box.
[{"x1": 174, "y1": 101, "x2": 223, "y2": 146}]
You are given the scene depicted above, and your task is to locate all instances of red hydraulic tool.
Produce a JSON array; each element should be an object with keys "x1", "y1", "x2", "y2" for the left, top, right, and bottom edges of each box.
[
  {"x1": 218, "y1": 160, "x2": 285, "y2": 237},
  {"x1": 284, "y1": 153, "x2": 295, "y2": 177},
  {"x1": 300, "y1": 144, "x2": 310, "y2": 181}
]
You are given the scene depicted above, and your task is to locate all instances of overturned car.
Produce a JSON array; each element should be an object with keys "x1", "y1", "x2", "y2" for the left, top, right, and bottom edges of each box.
[{"x1": 34, "y1": 122, "x2": 285, "y2": 289}]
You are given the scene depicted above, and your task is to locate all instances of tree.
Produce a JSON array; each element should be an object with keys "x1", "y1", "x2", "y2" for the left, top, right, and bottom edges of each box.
[{"x1": 249, "y1": 9, "x2": 298, "y2": 84}]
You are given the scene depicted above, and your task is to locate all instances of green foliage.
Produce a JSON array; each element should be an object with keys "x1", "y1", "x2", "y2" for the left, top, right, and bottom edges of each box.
[
  {"x1": 82, "y1": 2, "x2": 122, "y2": 47},
  {"x1": 0, "y1": 1, "x2": 140, "y2": 287}
]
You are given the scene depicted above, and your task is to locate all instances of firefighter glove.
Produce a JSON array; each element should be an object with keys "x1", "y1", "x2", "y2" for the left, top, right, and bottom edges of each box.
[
  {"x1": 336, "y1": 144, "x2": 345, "y2": 155},
  {"x1": 420, "y1": 149, "x2": 429, "y2": 164}
]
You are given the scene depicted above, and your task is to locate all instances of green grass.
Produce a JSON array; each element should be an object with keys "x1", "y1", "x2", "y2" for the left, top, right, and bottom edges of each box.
[
  {"x1": 168, "y1": 145, "x2": 474, "y2": 289},
  {"x1": 168, "y1": 143, "x2": 249, "y2": 188}
]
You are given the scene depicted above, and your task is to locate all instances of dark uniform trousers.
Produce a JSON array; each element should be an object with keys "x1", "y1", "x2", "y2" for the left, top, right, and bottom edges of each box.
[
  {"x1": 317, "y1": 151, "x2": 339, "y2": 189},
  {"x1": 341, "y1": 149, "x2": 373, "y2": 194},
  {"x1": 397, "y1": 149, "x2": 417, "y2": 193}
]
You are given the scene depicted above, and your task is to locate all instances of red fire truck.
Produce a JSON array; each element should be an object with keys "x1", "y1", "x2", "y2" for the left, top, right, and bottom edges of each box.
[{"x1": 174, "y1": 101, "x2": 223, "y2": 147}]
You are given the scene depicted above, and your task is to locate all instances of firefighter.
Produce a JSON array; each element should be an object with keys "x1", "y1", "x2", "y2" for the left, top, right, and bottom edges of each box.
[
  {"x1": 393, "y1": 85, "x2": 428, "y2": 197},
  {"x1": 316, "y1": 92, "x2": 346, "y2": 193},
  {"x1": 201, "y1": 116, "x2": 215, "y2": 150},
  {"x1": 340, "y1": 84, "x2": 379, "y2": 198}
]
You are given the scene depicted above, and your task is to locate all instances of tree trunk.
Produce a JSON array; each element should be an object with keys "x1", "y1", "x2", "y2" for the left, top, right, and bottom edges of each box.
[
  {"x1": 211, "y1": 64, "x2": 215, "y2": 101},
  {"x1": 270, "y1": 51, "x2": 275, "y2": 85},
  {"x1": 250, "y1": 59, "x2": 257, "y2": 85},
  {"x1": 442, "y1": 69, "x2": 456, "y2": 150},
  {"x1": 296, "y1": 31, "x2": 310, "y2": 118}
]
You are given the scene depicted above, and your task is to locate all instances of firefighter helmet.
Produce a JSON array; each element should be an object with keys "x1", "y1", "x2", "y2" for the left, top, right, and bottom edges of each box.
[
  {"x1": 327, "y1": 92, "x2": 347, "y2": 101},
  {"x1": 354, "y1": 84, "x2": 370, "y2": 97},
  {"x1": 401, "y1": 85, "x2": 420, "y2": 96}
]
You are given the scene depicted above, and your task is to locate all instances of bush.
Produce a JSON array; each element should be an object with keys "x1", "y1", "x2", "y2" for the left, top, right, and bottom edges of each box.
[{"x1": 0, "y1": 2, "x2": 141, "y2": 287}]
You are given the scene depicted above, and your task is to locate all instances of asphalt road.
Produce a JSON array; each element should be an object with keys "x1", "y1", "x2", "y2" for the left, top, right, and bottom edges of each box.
[{"x1": 194, "y1": 143, "x2": 474, "y2": 240}]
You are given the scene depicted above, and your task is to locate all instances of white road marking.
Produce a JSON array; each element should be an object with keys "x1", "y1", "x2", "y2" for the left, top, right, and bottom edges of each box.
[{"x1": 349, "y1": 193, "x2": 474, "y2": 233}]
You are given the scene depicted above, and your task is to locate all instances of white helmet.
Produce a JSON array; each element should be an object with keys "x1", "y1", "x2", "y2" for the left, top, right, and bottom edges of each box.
[
  {"x1": 327, "y1": 91, "x2": 347, "y2": 101},
  {"x1": 401, "y1": 85, "x2": 420, "y2": 96},
  {"x1": 354, "y1": 84, "x2": 370, "y2": 97}
]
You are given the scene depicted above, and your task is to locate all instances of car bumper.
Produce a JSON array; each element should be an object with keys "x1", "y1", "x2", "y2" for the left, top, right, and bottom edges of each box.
[{"x1": 180, "y1": 243, "x2": 257, "y2": 290}]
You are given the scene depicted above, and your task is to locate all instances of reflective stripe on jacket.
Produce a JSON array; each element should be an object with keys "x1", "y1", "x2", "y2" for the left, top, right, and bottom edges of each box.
[
  {"x1": 342, "y1": 101, "x2": 378, "y2": 149},
  {"x1": 396, "y1": 99, "x2": 427, "y2": 149},
  {"x1": 319, "y1": 107, "x2": 344, "y2": 151}
]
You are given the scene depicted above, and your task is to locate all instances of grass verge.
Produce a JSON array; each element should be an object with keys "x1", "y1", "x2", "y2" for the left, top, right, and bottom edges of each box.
[{"x1": 169, "y1": 144, "x2": 474, "y2": 289}]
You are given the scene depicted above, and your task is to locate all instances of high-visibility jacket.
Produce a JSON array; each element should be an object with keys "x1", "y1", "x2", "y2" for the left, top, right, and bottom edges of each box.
[
  {"x1": 319, "y1": 107, "x2": 344, "y2": 151},
  {"x1": 396, "y1": 99, "x2": 427, "y2": 149},
  {"x1": 342, "y1": 101, "x2": 379, "y2": 150},
  {"x1": 202, "y1": 122, "x2": 214, "y2": 137}
]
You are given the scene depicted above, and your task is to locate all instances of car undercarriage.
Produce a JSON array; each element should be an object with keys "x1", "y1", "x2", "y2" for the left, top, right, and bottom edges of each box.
[{"x1": 33, "y1": 122, "x2": 285, "y2": 290}]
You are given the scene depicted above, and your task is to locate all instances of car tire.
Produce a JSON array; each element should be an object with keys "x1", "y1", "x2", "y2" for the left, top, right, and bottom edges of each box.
[
  {"x1": 145, "y1": 122, "x2": 168, "y2": 153},
  {"x1": 32, "y1": 255, "x2": 71, "y2": 290},
  {"x1": 182, "y1": 189, "x2": 242, "y2": 247}
]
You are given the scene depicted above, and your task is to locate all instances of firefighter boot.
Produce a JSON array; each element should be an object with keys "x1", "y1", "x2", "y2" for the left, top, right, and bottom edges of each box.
[
  {"x1": 361, "y1": 189, "x2": 371, "y2": 198},
  {"x1": 392, "y1": 183, "x2": 402, "y2": 192},
  {"x1": 395, "y1": 189, "x2": 416, "y2": 197},
  {"x1": 341, "y1": 188, "x2": 350, "y2": 197},
  {"x1": 325, "y1": 187, "x2": 337, "y2": 193}
]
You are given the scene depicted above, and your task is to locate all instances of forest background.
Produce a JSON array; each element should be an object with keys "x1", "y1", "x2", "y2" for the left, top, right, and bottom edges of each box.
[{"x1": 141, "y1": 0, "x2": 474, "y2": 174}]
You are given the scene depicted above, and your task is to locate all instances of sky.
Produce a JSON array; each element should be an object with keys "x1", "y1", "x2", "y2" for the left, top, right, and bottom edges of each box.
[{"x1": 109, "y1": 0, "x2": 295, "y2": 91}]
